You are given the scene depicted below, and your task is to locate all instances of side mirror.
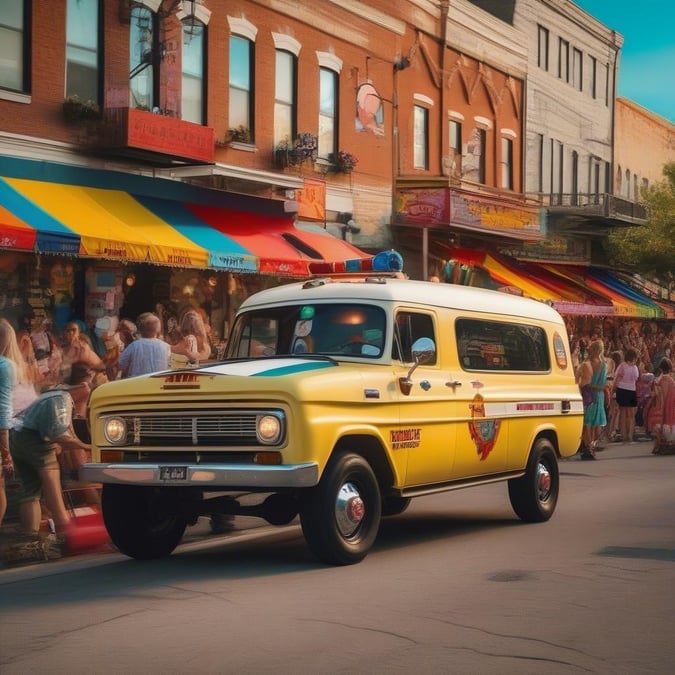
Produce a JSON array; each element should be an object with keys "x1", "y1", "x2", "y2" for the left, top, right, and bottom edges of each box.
[{"x1": 399, "y1": 337, "x2": 436, "y2": 395}]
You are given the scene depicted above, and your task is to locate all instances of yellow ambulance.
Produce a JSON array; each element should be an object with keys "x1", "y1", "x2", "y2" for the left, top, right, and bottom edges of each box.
[{"x1": 82, "y1": 274, "x2": 583, "y2": 565}]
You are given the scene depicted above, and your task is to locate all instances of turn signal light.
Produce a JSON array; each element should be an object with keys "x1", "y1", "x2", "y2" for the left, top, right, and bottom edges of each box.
[
  {"x1": 100, "y1": 450, "x2": 124, "y2": 463},
  {"x1": 254, "y1": 452, "x2": 282, "y2": 465}
]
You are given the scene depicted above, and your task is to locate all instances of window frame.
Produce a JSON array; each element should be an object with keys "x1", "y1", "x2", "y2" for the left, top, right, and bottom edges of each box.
[
  {"x1": 449, "y1": 119, "x2": 462, "y2": 177},
  {"x1": 229, "y1": 34, "x2": 255, "y2": 138},
  {"x1": 572, "y1": 47, "x2": 583, "y2": 91},
  {"x1": 558, "y1": 38, "x2": 570, "y2": 83},
  {"x1": 456, "y1": 318, "x2": 551, "y2": 373},
  {"x1": 129, "y1": 4, "x2": 158, "y2": 111},
  {"x1": 413, "y1": 104, "x2": 429, "y2": 170},
  {"x1": 274, "y1": 49, "x2": 297, "y2": 147},
  {"x1": 65, "y1": 0, "x2": 101, "y2": 103},
  {"x1": 500, "y1": 136, "x2": 514, "y2": 190},
  {"x1": 318, "y1": 66, "x2": 338, "y2": 160},
  {"x1": 0, "y1": 1, "x2": 31, "y2": 96},
  {"x1": 181, "y1": 22, "x2": 207, "y2": 124},
  {"x1": 537, "y1": 24, "x2": 549, "y2": 71}
]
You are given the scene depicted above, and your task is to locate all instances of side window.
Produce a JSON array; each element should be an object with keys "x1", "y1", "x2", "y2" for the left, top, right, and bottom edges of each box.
[
  {"x1": 456, "y1": 318, "x2": 550, "y2": 372},
  {"x1": 393, "y1": 312, "x2": 436, "y2": 365}
]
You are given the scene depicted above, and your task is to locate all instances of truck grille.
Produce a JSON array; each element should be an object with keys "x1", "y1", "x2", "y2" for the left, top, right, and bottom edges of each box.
[{"x1": 105, "y1": 410, "x2": 282, "y2": 448}]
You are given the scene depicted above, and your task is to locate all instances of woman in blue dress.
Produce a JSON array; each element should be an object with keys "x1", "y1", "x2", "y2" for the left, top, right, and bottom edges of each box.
[{"x1": 576, "y1": 339, "x2": 608, "y2": 459}]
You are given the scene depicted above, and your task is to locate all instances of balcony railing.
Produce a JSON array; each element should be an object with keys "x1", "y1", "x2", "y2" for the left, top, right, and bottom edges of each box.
[{"x1": 531, "y1": 193, "x2": 647, "y2": 224}]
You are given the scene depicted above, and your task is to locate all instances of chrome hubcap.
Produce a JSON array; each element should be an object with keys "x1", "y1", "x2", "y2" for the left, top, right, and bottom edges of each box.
[
  {"x1": 536, "y1": 462, "x2": 552, "y2": 501},
  {"x1": 335, "y1": 481, "x2": 365, "y2": 537}
]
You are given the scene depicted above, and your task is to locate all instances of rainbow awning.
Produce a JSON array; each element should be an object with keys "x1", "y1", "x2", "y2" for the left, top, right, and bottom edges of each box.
[
  {"x1": 443, "y1": 247, "x2": 615, "y2": 315},
  {"x1": 0, "y1": 176, "x2": 371, "y2": 276}
]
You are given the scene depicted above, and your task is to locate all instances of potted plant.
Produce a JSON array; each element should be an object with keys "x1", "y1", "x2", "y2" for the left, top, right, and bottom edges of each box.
[
  {"x1": 334, "y1": 150, "x2": 358, "y2": 173},
  {"x1": 276, "y1": 133, "x2": 319, "y2": 168},
  {"x1": 62, "y1": 95, "x2": 101, "y2": 123},
  {"x1": 227, "y1": 124, "x2": 252, "y2": 144}
]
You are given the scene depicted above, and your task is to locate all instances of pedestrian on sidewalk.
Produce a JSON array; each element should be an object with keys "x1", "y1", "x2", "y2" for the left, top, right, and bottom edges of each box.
[
  {"x1": 576, "y1": 339, "x2": 608, "y2": 460},
  {"x1": 118, "y1": 312, "x2": 171, "y2": 377},
  {"x1": 613, "y1": 347, "x2": 640, "y2": 444},
  {"x1": 0, "y1": 320, "x2": 17, "y2": 528}
]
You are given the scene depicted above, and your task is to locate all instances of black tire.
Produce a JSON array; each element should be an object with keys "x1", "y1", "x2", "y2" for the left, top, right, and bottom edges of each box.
[
  {"x1": 102, "y1": 484, "x2": 187, "y2": 560},
  {"x1": 508, "y1": 438, "x2": 559, "y2": 522},
  {"x1": 381, "y1": 496, "x2": 411, "y2": 517},
  {"x1": 299, "y1": 453, "x2": 381, "y2": 565}
]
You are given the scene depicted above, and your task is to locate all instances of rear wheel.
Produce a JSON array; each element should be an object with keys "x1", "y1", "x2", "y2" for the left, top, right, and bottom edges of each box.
[
  {"x1": 102, "y1": 485, "x2": 187, "y2": 560},
  {"x1": 299, "y1": 453, "x2": 381, "y2": 565},
  {"x1": 508, "y1": 438, "x2": 559, "y2": 522}
]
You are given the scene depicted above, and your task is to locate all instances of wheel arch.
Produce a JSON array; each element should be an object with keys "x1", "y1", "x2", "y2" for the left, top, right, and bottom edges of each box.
[
  {"x1": 332, "y1": 434, "x2": 396, "y2": 495},
  {"x1": 532, "y1": 427, "x2": 560, "y2": 457}
]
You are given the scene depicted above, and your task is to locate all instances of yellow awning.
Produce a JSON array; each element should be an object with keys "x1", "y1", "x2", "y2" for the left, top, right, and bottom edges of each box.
[{"x1": 5, "y1": 178, "x2": 209, "y2": 267}]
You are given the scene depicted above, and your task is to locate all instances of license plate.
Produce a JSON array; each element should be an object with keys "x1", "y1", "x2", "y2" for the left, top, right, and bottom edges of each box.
[{"x1": 159, "y1": 466, "x2": 188, "y2": 481}]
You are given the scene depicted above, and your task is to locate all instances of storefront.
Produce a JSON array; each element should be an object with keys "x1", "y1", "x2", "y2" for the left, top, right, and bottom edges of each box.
[{"x1": 0, "y1": 159, "x2": 372, "y2": 340}]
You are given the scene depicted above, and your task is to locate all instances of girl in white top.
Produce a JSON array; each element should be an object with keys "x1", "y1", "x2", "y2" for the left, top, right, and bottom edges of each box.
[{"x1": 613, "y1": 347, "x2": 640, "y2": 443}]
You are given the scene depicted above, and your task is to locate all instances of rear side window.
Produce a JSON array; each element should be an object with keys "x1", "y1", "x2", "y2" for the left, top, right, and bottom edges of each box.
[{"x1": 456, "y1": 318, "x2": 550, "y2": 372}]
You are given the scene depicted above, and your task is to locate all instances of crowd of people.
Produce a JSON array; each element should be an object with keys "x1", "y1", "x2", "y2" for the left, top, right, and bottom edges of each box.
[
  {"x1": 572, "y1": 319, "x2": 675, "y2": 459},
  {"x1": 0, "y1": 303, "x2": 226, "y2": 563}
]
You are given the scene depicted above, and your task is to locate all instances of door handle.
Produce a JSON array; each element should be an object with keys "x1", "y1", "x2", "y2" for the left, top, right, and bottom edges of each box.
[{"x1": 445, "y1": 380, "x2": 462, "y2": 390}]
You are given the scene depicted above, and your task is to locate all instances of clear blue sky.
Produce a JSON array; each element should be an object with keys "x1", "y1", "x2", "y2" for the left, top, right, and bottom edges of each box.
[{"x1": 574, "y1": 0, "x2": 675, "y2": 123}]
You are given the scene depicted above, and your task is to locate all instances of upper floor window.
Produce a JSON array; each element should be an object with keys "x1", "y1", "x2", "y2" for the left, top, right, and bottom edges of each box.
[
  {"x1": 319, "y1": 67, "x2": 338, "y2": 159},
  {"x1": 182, "y1": 24, "x2": 205, "y2": 124},
  {"x1": 501, "y1": 137, "x2": 513, "y2": 190},
  {"x1": 274, "y1": 49, "x2": 296, "y2": 146},
  {"x1": 573, "y1": 48, "x2": 583, "y2": 91},
  {"x1": 552, "y1": 140, "x2": 563, "y2": 197},
  {"x1": 413, "y1": 105, "x2": 429, "y2": 170},
  {"x1": 66, "y1": 0, "x2": 100, "y2": 102},
  {"x1": 537, "y1": 25, "x2": 549, "y2": 71},
  {"x1": 590, "y1": 56, "x2": 597, "y2": 99},
  {"x1": 464, "y1": 125, "x2": 486, "y2": 183},
  {"x1": 229, "y1": 35, "x2": 254, "y2": 135},
  {"x1": 0, "y1": 1, "x2": 29, "y2": 93},
  {"x1": 558, "y1": 38, "x2": 569, "y2": 83},
  {"x1": 449, "y1": 119, "x2": 462, "y2": 177},
  {"x1": 129, "y1": 5, "x2": 157, "y2": 110}
]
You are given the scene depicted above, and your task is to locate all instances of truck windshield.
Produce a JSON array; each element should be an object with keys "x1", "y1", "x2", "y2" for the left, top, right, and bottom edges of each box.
[{"x1": 228, "y1": 303, "x2": 386, "y2": 358}]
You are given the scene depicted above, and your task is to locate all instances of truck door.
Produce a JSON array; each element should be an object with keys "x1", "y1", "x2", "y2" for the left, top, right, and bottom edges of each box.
[{"x1": 392, "y1": 310, "x2": 458, "y2": 486}]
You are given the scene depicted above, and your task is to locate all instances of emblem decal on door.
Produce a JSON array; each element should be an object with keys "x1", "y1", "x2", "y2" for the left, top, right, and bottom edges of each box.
[{"x1": 468, "y1": 390, "x2": 501, "y2": 461}]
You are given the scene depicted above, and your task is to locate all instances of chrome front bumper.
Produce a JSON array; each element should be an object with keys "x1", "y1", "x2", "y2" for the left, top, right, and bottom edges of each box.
[{"x1": 80, "y1": 462, "x2": 319, "y2": 488}]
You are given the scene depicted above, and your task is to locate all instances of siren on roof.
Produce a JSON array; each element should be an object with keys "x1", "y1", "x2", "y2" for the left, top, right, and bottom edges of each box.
[{"x1": 308, "y1": 250, "x2": 404, "y2": 277}]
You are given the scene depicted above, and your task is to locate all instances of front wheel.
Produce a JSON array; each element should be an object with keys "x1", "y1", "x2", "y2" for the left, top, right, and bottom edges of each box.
[
  {"x1": 102, "y1": 485, "x2": 187, "y2": 560},
  {"x1": 299, "y1": 453, "x2": 381, "y2": 565},
  {"x1": 508, "y1": 438, "x2": 559, "y2": 522}
]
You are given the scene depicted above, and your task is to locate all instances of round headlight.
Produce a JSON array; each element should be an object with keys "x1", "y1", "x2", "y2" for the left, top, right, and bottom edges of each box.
[
  {"x1": 104, "y1": 417, "x2": 127, "y2": 444},
  {"x1": 257, "y1": 414, "x2": 282, "y2": 445}
]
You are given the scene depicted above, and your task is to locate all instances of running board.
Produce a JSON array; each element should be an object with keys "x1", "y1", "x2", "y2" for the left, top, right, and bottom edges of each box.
[{"x1": 400, "y1": 470, "x2": 525, "y2": 498}]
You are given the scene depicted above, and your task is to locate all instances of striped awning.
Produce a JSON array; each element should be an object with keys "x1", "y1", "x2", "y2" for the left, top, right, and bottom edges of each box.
[
  {"x1": 442, "y1": 247, "x2": 615, "y2": 315},
  {"x1": 0, "y1": 177, "x2": 372, "y2": 276}
]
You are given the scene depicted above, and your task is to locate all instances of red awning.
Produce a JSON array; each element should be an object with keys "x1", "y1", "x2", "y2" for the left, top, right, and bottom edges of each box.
[{"x1": 187, "y1": 205, "x2": 370, "y2": 277}]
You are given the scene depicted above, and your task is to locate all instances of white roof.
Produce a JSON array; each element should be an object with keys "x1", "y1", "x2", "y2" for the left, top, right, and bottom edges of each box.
[{"x1": 239, "y1": 277, "x2": 565, "y2": 324}]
